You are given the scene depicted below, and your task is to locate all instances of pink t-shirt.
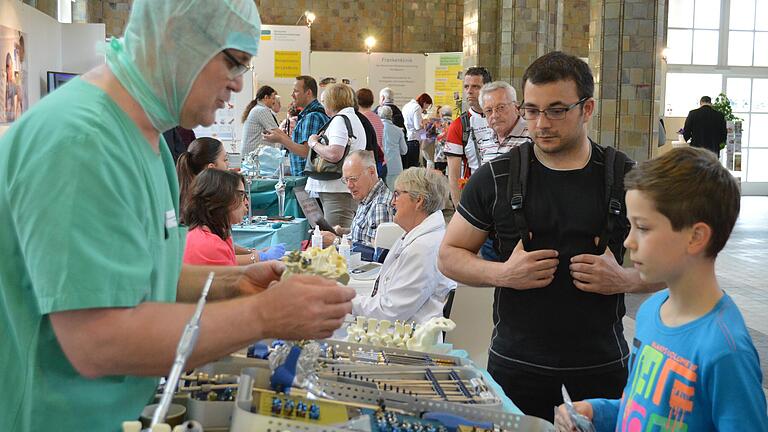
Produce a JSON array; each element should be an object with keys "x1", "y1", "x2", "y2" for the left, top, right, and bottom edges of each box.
[
  {"x1": 183, "y1": 226, "x2": 237, "y2": 266},
  {"x1": 363, "y1": 110, "x2": 385, "y2": 152}
]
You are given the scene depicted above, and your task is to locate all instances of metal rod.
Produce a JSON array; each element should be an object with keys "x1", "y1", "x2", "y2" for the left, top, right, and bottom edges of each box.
[{"x1": 150, "y1": 273, "x2": 214, "y2": 428}]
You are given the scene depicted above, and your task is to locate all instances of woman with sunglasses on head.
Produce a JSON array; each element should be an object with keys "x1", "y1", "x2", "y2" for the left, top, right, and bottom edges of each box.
[
  {"x1": 182, "y1": 169, "x2": 284, "y2": 266},
  {"x1": 176, "y1": 136, "x2": 229, "y2": 216}
]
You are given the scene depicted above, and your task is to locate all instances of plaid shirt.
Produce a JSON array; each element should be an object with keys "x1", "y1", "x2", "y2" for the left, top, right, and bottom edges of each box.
[
  {"x1": 350, "y1": 179, "x2": 394, "y2": 247},
  {"x1": 290, "y1": 99, "x2": 329, "y2": 176}
]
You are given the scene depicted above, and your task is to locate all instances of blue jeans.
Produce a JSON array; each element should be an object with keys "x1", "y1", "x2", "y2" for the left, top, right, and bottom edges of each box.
[{"x1": 480, "y1": 238, "x2": 499, "y2": 261}]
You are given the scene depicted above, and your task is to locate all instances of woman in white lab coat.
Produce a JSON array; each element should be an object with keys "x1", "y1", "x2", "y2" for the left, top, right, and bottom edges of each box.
[{"x1": 352, "y1": 167, "x2": 456, "y2": 324}]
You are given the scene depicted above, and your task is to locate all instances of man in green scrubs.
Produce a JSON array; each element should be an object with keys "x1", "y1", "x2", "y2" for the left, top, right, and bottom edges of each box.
[{"x1": 0, "y1": 1, "x2": 355, "y2": 430}]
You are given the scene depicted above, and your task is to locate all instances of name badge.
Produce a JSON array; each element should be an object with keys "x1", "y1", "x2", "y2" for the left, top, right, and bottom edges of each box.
[{"x1": 164, "y1": 210, "x2": 178, "y2": 229}]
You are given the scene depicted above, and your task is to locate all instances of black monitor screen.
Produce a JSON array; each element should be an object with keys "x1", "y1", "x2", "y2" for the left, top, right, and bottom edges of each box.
[{"x1": 46, "y1": 71, "x2": 78, "y2": 94}]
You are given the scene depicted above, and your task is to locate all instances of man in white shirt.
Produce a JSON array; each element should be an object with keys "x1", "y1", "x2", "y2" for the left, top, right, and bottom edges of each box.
[{"x1": 443, "y1": 67, "x2": 495, "y2": 208}]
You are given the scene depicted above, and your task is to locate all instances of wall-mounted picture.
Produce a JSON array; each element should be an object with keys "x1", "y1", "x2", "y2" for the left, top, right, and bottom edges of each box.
[{"x1": 1, "y1": 25, "x2": 28, "y2": 124}]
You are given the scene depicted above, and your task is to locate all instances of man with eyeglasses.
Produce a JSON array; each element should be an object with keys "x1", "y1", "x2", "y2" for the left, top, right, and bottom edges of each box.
[
  {"x1": 439, "y1": 51, "x2": 662, "y2": 422},
  {"x1": 318, "y1": 150, "x2": 393, "y2": 250},
  {"x1": 443, "y1": 66, "x2": 495, "y2": 209},
  {"x1": 0, "y1": 2, "x2": 355, "y2": 430}
]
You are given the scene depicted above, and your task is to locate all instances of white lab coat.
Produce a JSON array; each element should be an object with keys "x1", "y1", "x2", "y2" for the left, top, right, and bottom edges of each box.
[{"x1": 352, "y1": 210, "x2": 456, "y2": 324}]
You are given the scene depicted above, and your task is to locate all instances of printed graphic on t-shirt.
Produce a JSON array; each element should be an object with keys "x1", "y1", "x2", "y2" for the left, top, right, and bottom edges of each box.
[{"x1": 621, "y1": 339, "x2": 697, "y2": 431}]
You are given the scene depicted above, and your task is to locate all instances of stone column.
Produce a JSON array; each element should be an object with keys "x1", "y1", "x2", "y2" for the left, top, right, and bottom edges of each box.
[
  {"x1": 463, "y1": 0, "x2": 498, "y2": 77},
  {"x1": 464, "y1": 0, "x2": 562, "y2": 96},
  {"x1": 588, "y1": 0, "x2": 666, "y2": 161}
]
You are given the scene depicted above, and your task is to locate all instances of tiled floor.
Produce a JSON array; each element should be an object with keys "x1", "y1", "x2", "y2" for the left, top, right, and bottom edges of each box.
[{"x1": 625, "y1": 196, "x2": 768, "y2": 394}]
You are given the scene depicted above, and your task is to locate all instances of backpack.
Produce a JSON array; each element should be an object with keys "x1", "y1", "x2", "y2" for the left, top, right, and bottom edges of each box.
[
  {"x1": 506, "y1": 139, "x2": 634, "y2": 257},
  {"x1": 354, "y1": 110, "x2": 387, "y2": 179}
]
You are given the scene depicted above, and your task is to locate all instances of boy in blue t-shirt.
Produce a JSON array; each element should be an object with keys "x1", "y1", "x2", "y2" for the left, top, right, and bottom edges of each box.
[{"x1": 555, "y1": 147, "x2": 768, "y2": 431}]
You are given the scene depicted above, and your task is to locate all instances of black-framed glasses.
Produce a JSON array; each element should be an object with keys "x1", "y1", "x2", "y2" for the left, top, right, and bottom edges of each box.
[
  {"x1": 221, "y1": 49, "x2": 253, "y2": 79},
  {"x1": 235, "y1": 190, "x2": 248, "y2": 201},
  {"x1": 519, "y1": 96, "x2": 589, "y2": 120}
]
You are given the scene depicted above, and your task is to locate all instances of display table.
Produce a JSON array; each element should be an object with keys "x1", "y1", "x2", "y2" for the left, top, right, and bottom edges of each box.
[
  {"x1": 248, "y1": 176, "x2": 306, "y2": 217},
  {"x1": 335, "y1": 274, "x2": 522, "y2": 415},
  {"x1": 231, "y1": 218, "x2": 309, "y2": 251}
]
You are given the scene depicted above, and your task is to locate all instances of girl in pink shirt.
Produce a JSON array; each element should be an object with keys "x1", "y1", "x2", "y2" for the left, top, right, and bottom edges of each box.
[{"x1": 182, "y1": 169, "x2": 250, "y2": 266}]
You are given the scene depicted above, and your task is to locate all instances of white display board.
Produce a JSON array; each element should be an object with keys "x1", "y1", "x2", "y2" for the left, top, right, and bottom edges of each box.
[
  {"x1": 368, "y1": 52, "x2": 425, "y2": 108},
  {"x1": 253, "y1": 24, "x2": 310, "y2": 84},
  {"x1": 309, "y1": 51, "x2": 368, "y2": 91}
]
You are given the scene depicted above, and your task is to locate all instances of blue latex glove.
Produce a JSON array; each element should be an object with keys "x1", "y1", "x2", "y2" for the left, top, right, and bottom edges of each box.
[{"x1": 259, "y1": 243, "x2": 286, "y2": 261}]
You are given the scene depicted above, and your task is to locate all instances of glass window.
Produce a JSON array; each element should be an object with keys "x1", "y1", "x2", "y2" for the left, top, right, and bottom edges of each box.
[
  {"x1": 733, "y1": 113, "x2": 750, "y2": 148},
  {"x1": 749, "y1": 114, "x2": 768, "y2": 147},
  {"x1": 754, "y1": 32, "x2": 768, "y2": 65},
  {"x1": 693, "y1": 30, "x2": 719, "y2": 64},
  {"x1": 728, "y1": 31, "x2": 755, "y2": 65},
  {"x1": 727, "y1": 78, "x2": 752, "y2": 112},
  {"x1": 668, "y1": 29, "x2": 694, "y2": 64},
  {"x1": 757, "y1": 0, "x2": 768, "y2": 31},
  {"x1": 670, "y1": 0, "x2": 695, "y2": 27},
  {"x1": 665, "y1": 73, "x2": 723, "y2": 116},
  {"x1": 753, "y1": 79, "x2": 768, "y2": 112},
  {"x1": 695, "y1": 0, "x2": 721, "y2": 28},
  {"x1": 746, "y1": 149, "x2": 768, "y2": 181},
  {"x1": 730, "y1": 0, "x2": 756, "y2": 30}
]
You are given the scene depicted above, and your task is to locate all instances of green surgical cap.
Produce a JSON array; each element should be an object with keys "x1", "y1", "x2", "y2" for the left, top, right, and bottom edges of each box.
[{"x1": 106, "y1": 0, "x2": 261, "y2": 132}]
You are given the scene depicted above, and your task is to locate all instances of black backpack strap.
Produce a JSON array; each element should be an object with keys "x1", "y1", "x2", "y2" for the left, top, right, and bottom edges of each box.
[
  {"x1": 460, "y1": 111, "x2": 483, "y2": 174},
  {"x1": 335, "y1": 114, "x2": 356, "y2": 140},
  {"x1": 506, "y1": 140, "x2": 533, "y2": 250},
  {"x1": 597, "y1": 145, "x2": 629, "y2": 254},
  {"x1": 460, "y1": 111, "x2": 471, "y2": 148}
]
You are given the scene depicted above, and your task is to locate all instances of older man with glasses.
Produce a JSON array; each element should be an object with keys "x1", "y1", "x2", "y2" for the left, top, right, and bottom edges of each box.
[{"x1": 319, "y1": 150, "x2": 393, "y2": 250}]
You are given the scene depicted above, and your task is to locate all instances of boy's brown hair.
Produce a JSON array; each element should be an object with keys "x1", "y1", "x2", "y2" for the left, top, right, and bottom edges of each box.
[{"x1": 624, "y1": 147, "x2": 740, "y2": 257}]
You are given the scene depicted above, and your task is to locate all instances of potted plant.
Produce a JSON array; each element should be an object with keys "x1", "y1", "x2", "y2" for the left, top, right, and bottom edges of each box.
[{"x1": 712, "y1": 93, "x2": 742, "y2": 150}]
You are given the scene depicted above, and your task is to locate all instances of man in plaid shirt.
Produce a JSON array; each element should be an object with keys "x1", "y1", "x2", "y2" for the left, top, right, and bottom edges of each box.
[
  {"x1": 319, "y1": 151, "x2": 393, "y2": 247},
  {"x1": 263, "y1": 75, "x2": 329, "y2": 176}
]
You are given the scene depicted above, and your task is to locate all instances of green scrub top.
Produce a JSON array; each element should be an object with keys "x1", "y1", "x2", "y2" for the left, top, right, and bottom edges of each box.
[{"x1": 0, "y1": 78, "x2": 185, "y2": 431}]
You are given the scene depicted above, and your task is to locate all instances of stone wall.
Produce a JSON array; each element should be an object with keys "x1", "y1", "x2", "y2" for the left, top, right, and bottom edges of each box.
[
  {"x1": 255, "y1": 0, "x2": 462, "y2": 53},
  {"x1": 561, "y1": 0, "x2": 590, "y2": 58},
  {"x1": 67, "y1": 0, "x2": 463, "y2": 54},
  {"x1": 589, "y1": 0, "x2": 665, "y2": 161}
]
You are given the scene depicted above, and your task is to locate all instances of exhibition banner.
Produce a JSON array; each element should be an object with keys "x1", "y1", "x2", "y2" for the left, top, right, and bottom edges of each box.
[
  {"x1": 254, "y1": 25, "x2": 310, "y2": 83},
  {"x1": 369, "y1": 53, "x2": 426, "y2": 108},
  {"x1": 432, "y1": 53, "x2": 463, "y2": 115}
]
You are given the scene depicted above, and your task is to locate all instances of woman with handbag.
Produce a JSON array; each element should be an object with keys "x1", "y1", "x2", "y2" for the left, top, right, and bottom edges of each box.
[{"x1": 305, "y1": 83, "x2": 368, "y2": 228}]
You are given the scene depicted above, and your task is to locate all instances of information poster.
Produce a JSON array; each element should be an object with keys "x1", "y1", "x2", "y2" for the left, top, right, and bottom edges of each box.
[
  {"x1": 274, "y1": 50, "x2": 302, "y2": 78},
  {"x1": 254, "y1": 25, "x2": 311, "y2": 83},
  {"x1": 369, "y1": 53, "x2": 425, "y2": 108},
  {"x1": 433, "y1": 53, "x2": 463, "y2": 115},
  {"x1": 193, "y1": 100, "x2": 237, "y2": 142},
  {"x1": 0, "y1": 25, "x2": 28, "y2": 124}
]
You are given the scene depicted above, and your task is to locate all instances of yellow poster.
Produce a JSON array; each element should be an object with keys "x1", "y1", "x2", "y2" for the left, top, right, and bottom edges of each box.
[
  {"x1": 274, "y1": 51, "x2": 301, "y2": 78},
  {"x1": 433, "y1": 67, "x2": 463, "y2": 111}
]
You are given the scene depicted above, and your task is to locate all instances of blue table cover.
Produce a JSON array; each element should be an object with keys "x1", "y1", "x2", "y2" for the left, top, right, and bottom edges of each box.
[
  {"x1": 232, "y1": 218, "x2": 309, "y2": 251},
  {"x1": 249, "y1": 176, "x2": 307, "y2": 218}
]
